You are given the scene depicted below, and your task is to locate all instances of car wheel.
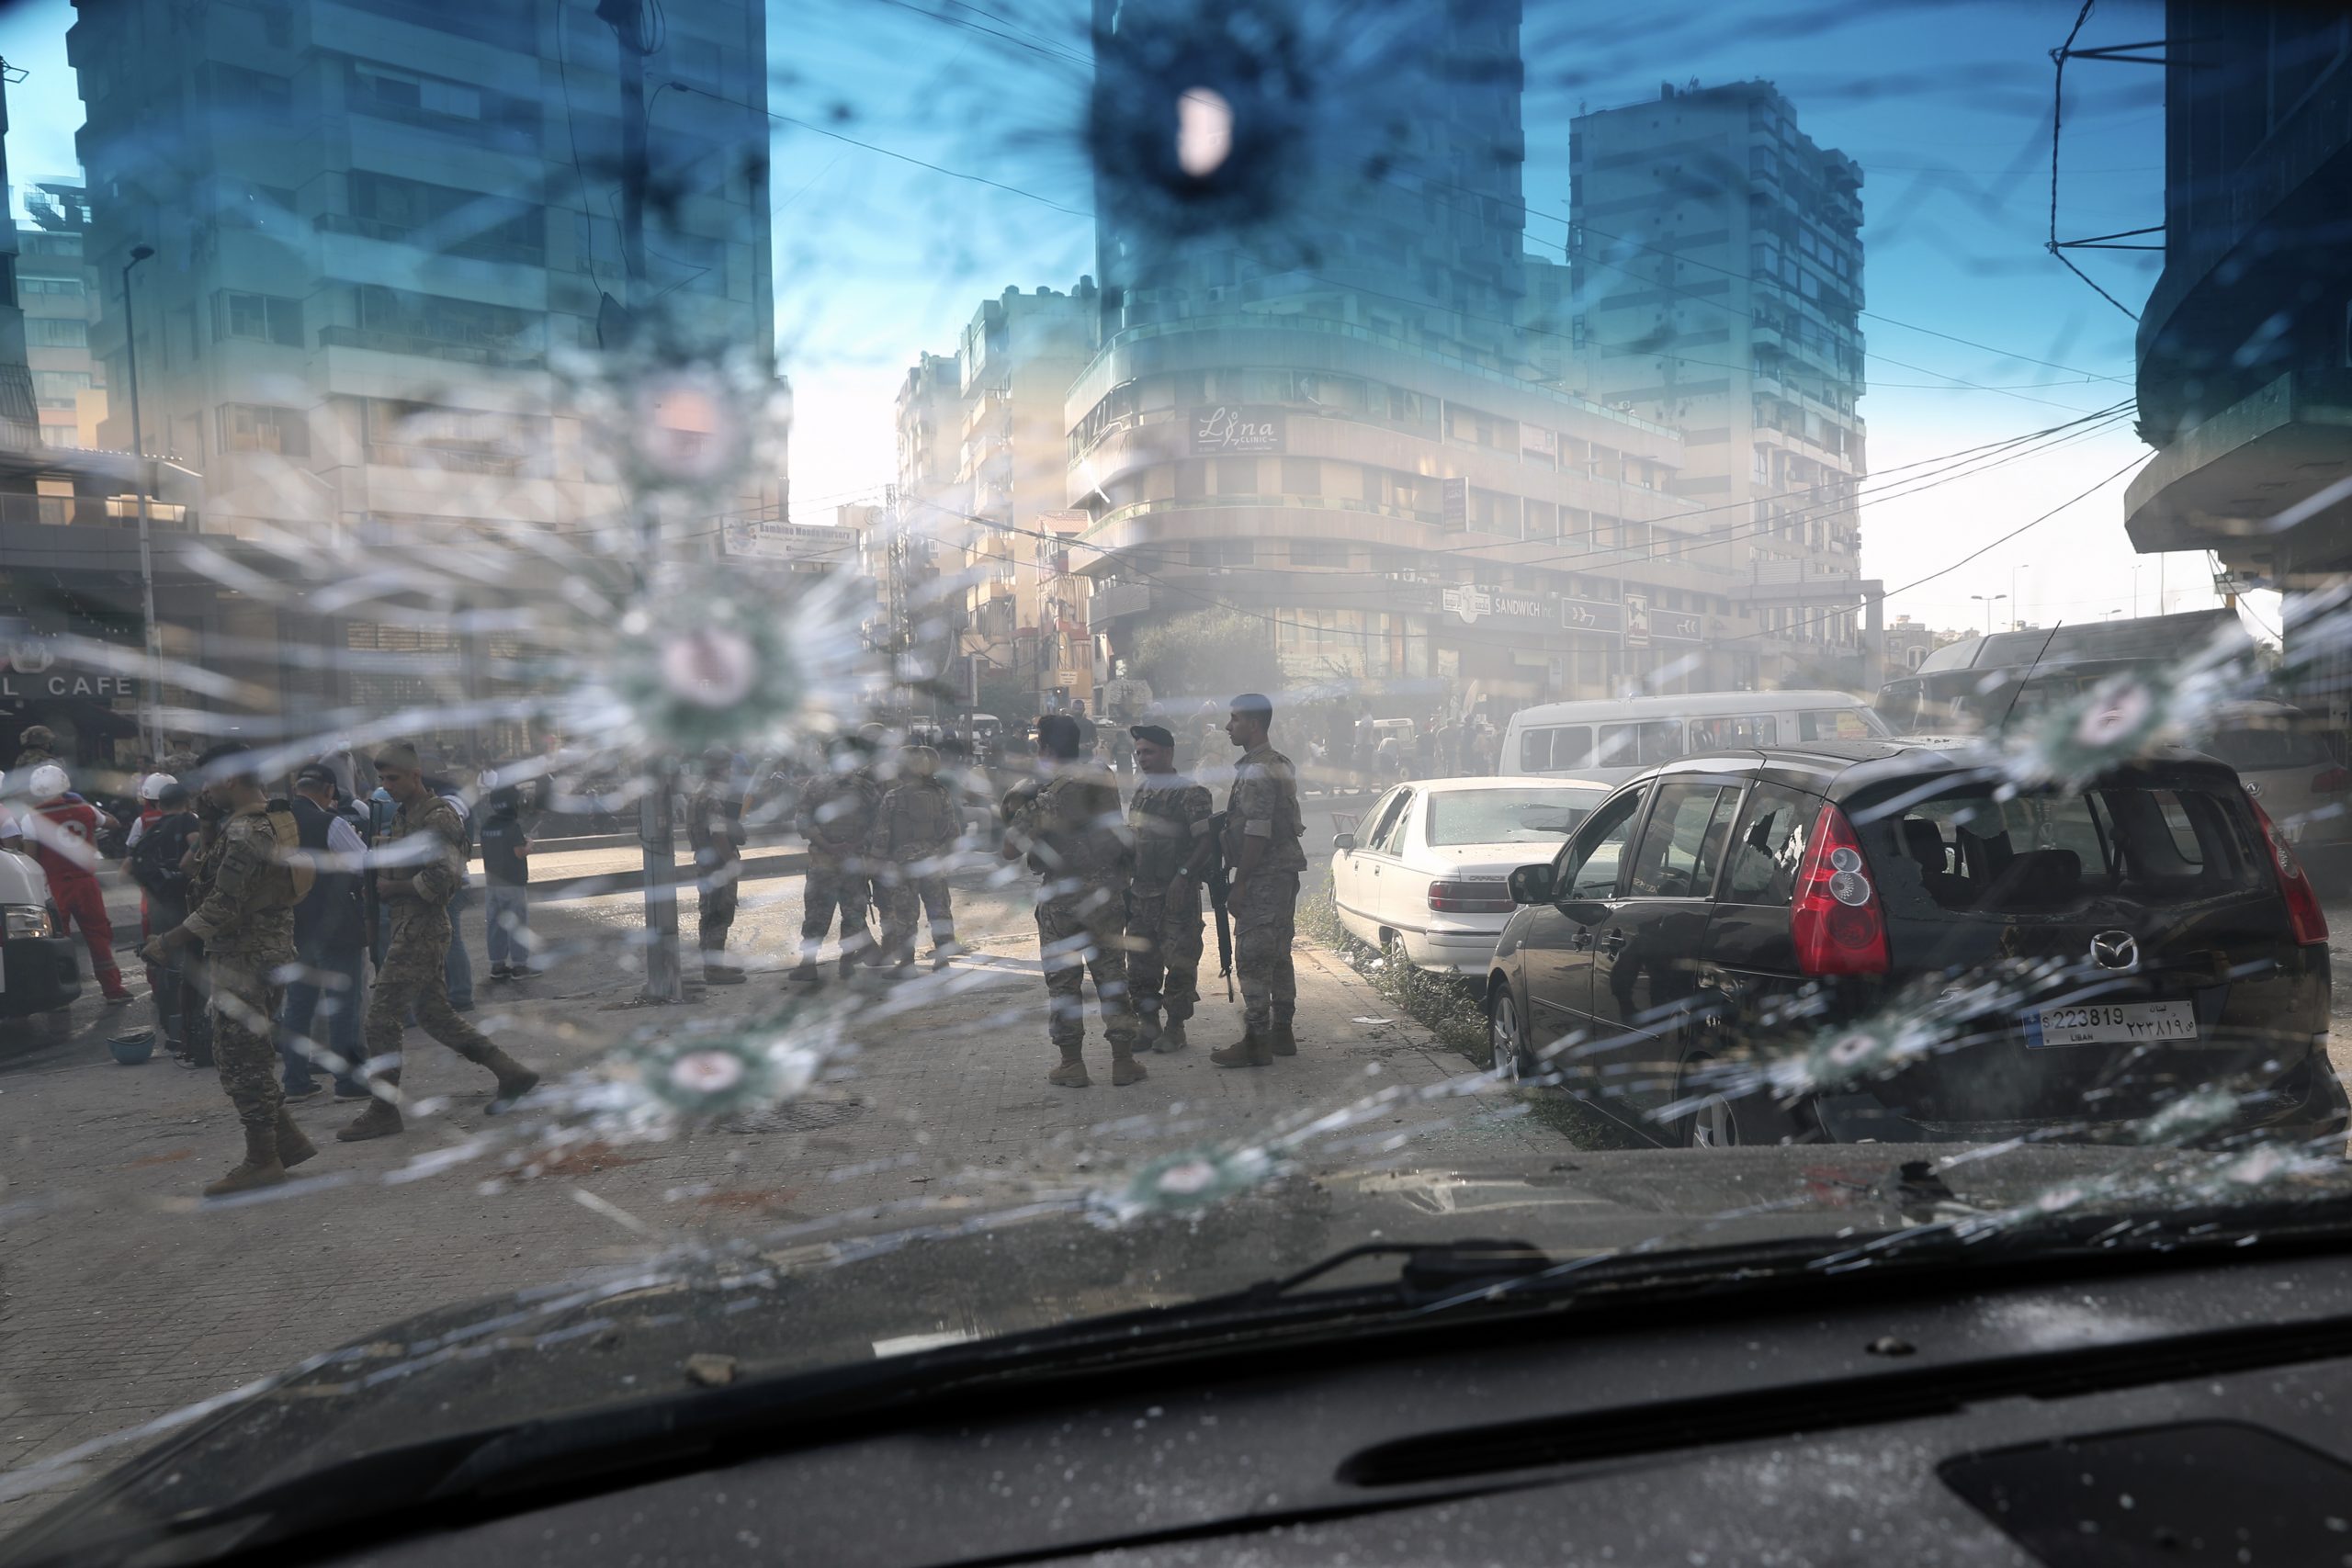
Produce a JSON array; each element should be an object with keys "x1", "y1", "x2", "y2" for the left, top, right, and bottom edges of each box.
[
  {"x1": 1674, "y1": 1052, "x2": 1804, "y2": 1148},
  {"x1": 1378, "y1": 931, "x2": 1408, "y2": 968},
  {"x1": 1488, "y1": 987, "x2": 1526, "y2": 1083}
]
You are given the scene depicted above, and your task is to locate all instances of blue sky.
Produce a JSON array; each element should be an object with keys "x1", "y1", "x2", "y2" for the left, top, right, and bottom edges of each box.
[{"x1": 0, "y1": 0, "x2": 2251, "y2": 638}]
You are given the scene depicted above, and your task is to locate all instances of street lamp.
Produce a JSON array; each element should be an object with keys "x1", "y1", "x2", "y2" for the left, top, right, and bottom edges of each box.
[
  {"x1": 1971, "y1": 592, "x2": 2007, "y2": 636},
  {"x1": 120, "y1": 243, "x2": 160, "y2": 764}
]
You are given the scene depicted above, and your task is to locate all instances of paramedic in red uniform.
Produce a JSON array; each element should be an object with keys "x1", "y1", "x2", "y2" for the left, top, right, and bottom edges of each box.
[{"x1": 25, "y1": 763, "x2": 135, "y2": 1006}]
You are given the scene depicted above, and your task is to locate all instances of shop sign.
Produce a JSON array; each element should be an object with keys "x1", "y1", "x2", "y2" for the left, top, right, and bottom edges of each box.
[
  {"x1": 1191, "y1": 405, "x2": 1283, "y2": 455},
  {"x1": 3, "y1": 640, "x2": 140, "y2": 699},
  {"x1": 1442, "y1": 585, "x2": 1550, "y2": 626},
  {"x1": 1560, "y1": 598, "x2": 1625, "y2": 635}
]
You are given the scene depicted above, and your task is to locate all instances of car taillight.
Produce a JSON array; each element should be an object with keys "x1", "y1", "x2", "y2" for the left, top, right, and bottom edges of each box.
[
  {"x1": 1429, "y1": 879, "x2": 1514, "y2": 914},
  {"x1": 2313, "y1": 766, "x2": 2350, "y2": 794},
  {"x1": 1791, "y1": 802, "x2": 1889, "y2": 976},
  {"x1": 2249, "y1": 796, "x2": 2329, "y2": 945}
]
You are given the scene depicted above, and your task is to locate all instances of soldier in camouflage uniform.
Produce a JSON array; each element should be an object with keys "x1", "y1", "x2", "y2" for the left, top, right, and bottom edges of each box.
[
  {"x1": 1001, "y1": 714, "x2": 1142, "y2": 1087},
  {"x1": 790, "y1": 736, "x2": 883, "y2": 982},
  {"x1": 1123, "y1": 725, "x2": 1214, "y2": 1055},
  {"x1": 869, "y1": 744, "x2": 962, "y2": 975},
  {"x1": 141, "y1": 743, "x2": 317, "y2": 1195},
  {"x1": 1211, "y1": 694, "x2": 1306, "y2": 1068},
  {"x1": 686, "y1": 745, "x2": 747, "y2": 986},
  {"x1": 338, "y1": 743, "x2": 540, "y2": 1142}
]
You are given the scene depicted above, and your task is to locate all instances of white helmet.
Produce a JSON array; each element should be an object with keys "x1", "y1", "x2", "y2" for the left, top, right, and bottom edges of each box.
[
  {"x1": 140, "y1": 772, "x2": 175, "y2": 800},
  {"x1": 28, "y1": 763, "x2": 69, "y2": 799}
]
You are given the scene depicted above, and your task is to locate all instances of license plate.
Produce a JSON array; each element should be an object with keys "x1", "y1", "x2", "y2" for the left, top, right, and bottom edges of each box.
[{"x1": 2022, "y1": 1000, "x2": 2198, "y2": 1047}]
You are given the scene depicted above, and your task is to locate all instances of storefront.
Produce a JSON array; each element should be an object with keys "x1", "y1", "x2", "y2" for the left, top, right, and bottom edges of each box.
[{"x1": 1, "y1": 637, "x2": 142, "y2": 770}]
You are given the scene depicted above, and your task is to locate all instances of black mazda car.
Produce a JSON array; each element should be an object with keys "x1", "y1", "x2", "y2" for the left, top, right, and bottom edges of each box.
[{"x1": 1487, "y1": 740, "x2": 2346, "y2": 1148}]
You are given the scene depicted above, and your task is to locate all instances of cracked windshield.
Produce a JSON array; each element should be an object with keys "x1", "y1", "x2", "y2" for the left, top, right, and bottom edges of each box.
[{"x1": 3, "y1": 0, "x2": 2351, "y2": 1559}]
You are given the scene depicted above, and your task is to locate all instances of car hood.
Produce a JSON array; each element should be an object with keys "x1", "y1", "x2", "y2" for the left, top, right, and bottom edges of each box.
[{"x1": 11, "y1": 1142, "x2": 2278, "y2": 1557}]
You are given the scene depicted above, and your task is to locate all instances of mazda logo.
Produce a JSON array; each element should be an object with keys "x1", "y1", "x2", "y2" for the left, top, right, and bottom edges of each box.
[{"x1": 2089, "y1": 931, "x2": 2139, "y2": 972}]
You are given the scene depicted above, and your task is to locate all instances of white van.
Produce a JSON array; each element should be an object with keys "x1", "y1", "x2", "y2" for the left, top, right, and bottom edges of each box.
[{"x1": 1501, "y1": 690, "x2": 1889, "y2": 786}]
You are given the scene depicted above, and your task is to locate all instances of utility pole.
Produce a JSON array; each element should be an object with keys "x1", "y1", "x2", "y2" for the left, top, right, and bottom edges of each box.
[
  {"x1": 120, "y1": 243, "x2": 159, "y2": 763},
  {"x1": 599, "y1": 0, "x2": 681, "y2": 1002}
]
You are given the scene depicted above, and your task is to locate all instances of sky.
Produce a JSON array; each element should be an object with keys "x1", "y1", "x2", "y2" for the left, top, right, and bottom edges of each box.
[{"x1": 0, "y1": 0, "x2": 2271, "y2": 642}]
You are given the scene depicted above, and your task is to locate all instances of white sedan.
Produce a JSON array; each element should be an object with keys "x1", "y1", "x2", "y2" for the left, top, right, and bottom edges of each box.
[{"x1": 1330, "y1": 777, "x2": 1608, "y2": 976}]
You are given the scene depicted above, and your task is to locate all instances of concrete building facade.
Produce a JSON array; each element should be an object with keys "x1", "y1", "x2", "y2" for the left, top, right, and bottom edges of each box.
[
  {"x1": 2124, "y1": 0, "x2": 2351, "y2": 721},
  {"x1": 62, "y1": 0, "x2": 778, "y2": 749},
  {"x1": 1569, "y1": 78, "x2": 1875, "y2": 686}
]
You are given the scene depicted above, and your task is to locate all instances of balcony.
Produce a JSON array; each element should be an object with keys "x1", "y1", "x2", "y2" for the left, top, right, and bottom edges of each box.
[
  {"x1": 313, "y1": 211, "x2": 547, "y2": 271},
  {"x1": 0, "y1": 491, "x2": 193, "y2": 529},
  {"x1": 320, "y1": 323, "x2": 545, "y2": 370}
]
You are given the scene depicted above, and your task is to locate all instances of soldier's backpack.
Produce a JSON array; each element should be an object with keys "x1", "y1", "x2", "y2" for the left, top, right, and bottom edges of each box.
[{"x1": 128, "y1": 814, "x2": 197, "y2": 906}]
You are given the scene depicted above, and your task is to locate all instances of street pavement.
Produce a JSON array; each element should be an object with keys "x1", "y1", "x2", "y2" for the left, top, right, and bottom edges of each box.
[
  {"x1": 11, "y1": 774, "x2": 2348, "y2": 1536},
  {"x1": 0, "y1": 790, "x2": 1549, "y2": 1532}
]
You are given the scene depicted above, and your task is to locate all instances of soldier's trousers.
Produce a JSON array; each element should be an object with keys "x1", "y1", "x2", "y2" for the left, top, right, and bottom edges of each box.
[
  {"x1": 209, "y1": 957, "x2": 285, "y2": 1134},
  {"x1": 877, "y1": 870, "x2": 954, "y2": 964},
  {"x1": 1037, "y1": 887, "x2": 1136, "y2": 1050},
  {"x1": 698, "y1": 863, "x2": 741, "y2": 956},
  {"x1": 366, "y1": 914, "x2": 501, "y2": 1079},
  {"x1": 1125, "y1": 879, "x2": 1203, "y2": 1024},
  {"x1": 1231, "y1": 871, "x2": 1300, "y2": 1036},
  {"x1": 799, "y1": 853, "x2": 872, "y2": 963}
]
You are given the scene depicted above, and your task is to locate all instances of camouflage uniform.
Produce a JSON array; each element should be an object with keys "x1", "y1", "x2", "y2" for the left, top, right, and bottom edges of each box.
[
  {"x1": 685, "y1": 778, "x2": 744, "y2": 968},
  {"x1": 794, "y1": 768, "x2": 881, "y2": 974},
  {"x1": 347, "y1": 794, "x2": 534, "y2": 1131},
  {"x1": 1223, "y1": 743, "x2": 1306, "y2": 1044},
  {"x1": 176, "y1": 804, "x2": 299, "y2": 1140},
  {"x1": 869, "y1": 769, "x2": 961, "y2": 967},
  {"x1": 1125, "y1": 773, "x2": 1215, "y2": 1040},
  {"x1": 1006, "y1": 762, "x2": 1138, "y2": 1080}
]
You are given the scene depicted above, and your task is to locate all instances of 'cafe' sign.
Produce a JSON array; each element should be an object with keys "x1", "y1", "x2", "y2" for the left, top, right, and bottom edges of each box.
[{"x1": 1, "y1": 643, "x2": 138, "y2": 701}]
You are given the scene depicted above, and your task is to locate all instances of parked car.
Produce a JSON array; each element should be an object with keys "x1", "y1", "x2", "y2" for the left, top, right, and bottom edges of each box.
[
  {"x1": 1331, "y1": 777, "x2": 1607, "y2": 975},
  {"x1": 0, "y1": 844, "x2": 81, "y2": 1031},
  {"x1": 1485, "y1": 740, "x2": 2346, "y2": 1149},
  {"x1": 2195, "y1": 700, "x2": 2350, "y2": 888},
  {"x1": 1501, "y1": 690, "x2": 1888, "y2": 788}
]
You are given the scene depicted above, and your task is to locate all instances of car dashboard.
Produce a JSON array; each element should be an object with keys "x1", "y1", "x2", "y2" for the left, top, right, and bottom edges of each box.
[{"x1": 311, "y1": 1245, "x2": 2352, "y2": 1568}]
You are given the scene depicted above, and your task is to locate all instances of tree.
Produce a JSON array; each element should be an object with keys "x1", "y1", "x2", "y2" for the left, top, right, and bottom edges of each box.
[{"x1": 1129, "y1": 606, "x2": 1283, "y2": 711}]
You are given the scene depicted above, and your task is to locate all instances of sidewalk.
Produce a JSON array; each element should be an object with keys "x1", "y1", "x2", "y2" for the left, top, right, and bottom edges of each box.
[{"x1": 0, "y1": 874, "x2": 1553, "y2": 1530}]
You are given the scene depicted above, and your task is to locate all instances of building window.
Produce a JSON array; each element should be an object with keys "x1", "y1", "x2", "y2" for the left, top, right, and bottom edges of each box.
[
  {"x1": 352, "y1": 62, "x2": 481, "y2": 121},
  {"x1": 1189, "y1": 538, "x2": 1254, "y2": 568},
  {"x1": 219, "y1": 402, "x2": 311, "y2": 457},
  {"x1": 33, "y1": 370, "x2": 91, "y2": 410},
  {"x1": 1280, "y1": 457, "x2": 1320, "y2": 495},
  {"x1": 26, "y1": 316, "x2": 85, "y2": 347},
  {"x1": 213, "y1": 63, "x2": 292, "y2": 119},
  {"x1": 21, "y1": 276, "x2": 84, "y2": 298},
  {"x1": 215, "y1": 290, "x2": 304, "y2": 347},
  {"x1": 1215, "y1": 457, "x2": 1258, "y2": 494},
  {"x1": 1291, "y1": 539, "x2": 1351, "y2": 568}
]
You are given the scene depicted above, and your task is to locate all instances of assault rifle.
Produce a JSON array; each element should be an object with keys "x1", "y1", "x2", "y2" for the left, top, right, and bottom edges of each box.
[{"x1": 1204, "y1": 809, "x2": 1233, "y2": 1001}]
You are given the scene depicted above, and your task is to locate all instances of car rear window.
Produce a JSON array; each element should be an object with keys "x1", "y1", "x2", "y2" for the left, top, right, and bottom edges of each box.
[
  {"x1": 2205, "y1": 727, "x2": 2335, "y2": 770},
  {"x1": 1879, "y1": 781, "x2": 2266, "y2": 913},
  {"x1": 1426, "y1": 789, "x2": 1596, "y2": 846}
]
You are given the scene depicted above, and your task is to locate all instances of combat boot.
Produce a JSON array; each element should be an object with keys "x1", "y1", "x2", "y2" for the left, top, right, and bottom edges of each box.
[
  {"x1": 787, "y1": 960, "x2": 821, "y2": 985},
  {"x1": 1270, "y1": 1019, "x2": 1297, "y2": 1057},
  {"x1": 1154, "y1": 1019, "x2": 1189, "y2": 1054},
  {"x1": 275, "y1": 1107, "x2": 319, "y2": 1169},
  {"x1": 337, "y1": 1085, "x2": 404, "y2": 1142},
  {"x1": 1210, "y1": 1030, "x2": 1273, "y2": 1069},
  {"x1": 1134, "y1": 1010, "x2": 1161, "y2": 1052},
  {"x1": 476, "y1": 1049, "x2": 540, "y2": 1114},
  {"x1": 1110, "y1": 1043, "x2": 1148, "y2": 1087},
  {"x1": 836, "y1": 952, "x2": 861, "y2": 981},
  {"x1": 1046, "y1": 1044, "x2": 1091, "y2": 1088},
  {"x1": 704, "y1": 963, "x2": 746, "y2": 986},
  {"x1": 204, "y1": 1121, "x2": 287, "y2": 1197}
]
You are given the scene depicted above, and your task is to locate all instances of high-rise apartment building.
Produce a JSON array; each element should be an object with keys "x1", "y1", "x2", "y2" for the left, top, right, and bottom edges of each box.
[
  {"x1": 897, "y1": 284, "x2": 1101, "y2": 714},
  {"x1": 17, "y1": 181, "x2": 105, "y2": 450},
  {"x1": 1569, "y1": 79, "x2": 1874, "y2": 682},
  {"x1": 1075, "y1": 0, "x2": 1738, "y2": 712},
  {"x1": 66, "y1": 0, "x2": 777, "y2": 740}
]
